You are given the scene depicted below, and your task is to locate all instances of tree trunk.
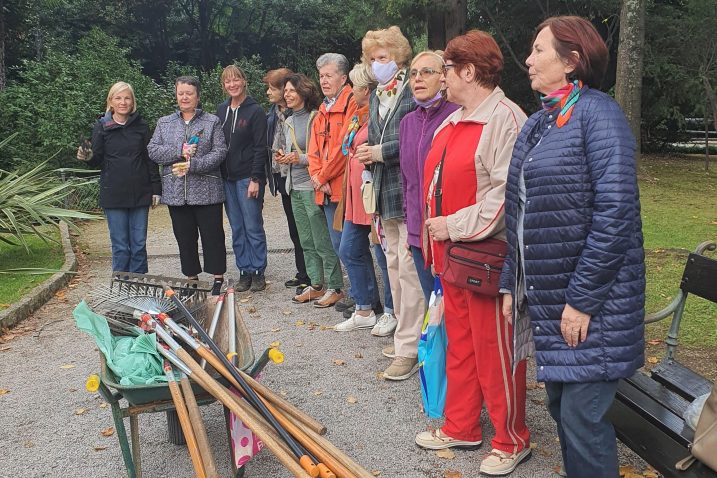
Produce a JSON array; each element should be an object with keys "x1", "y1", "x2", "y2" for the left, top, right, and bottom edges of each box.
[
  {"x1": 615, "y1": 0, "x2": 646, "y2": 160},
  {"x1": 703, "y1": 75, "x2": 717, "y2": 171},
  {"x1": 198, "y1": 0, "x2": 211, "y2": 70},
  {"x1": 427, "y1": 0, "x2": 467, "y2": 50}
]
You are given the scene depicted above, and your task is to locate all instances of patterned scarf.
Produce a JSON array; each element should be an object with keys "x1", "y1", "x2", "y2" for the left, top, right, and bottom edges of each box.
[
  {"x1": 540, "y1": 80, "x2": 583, "y2": 128},
  {"x1": 376, "y1": 69, "x2": 407, "y2": 120}
]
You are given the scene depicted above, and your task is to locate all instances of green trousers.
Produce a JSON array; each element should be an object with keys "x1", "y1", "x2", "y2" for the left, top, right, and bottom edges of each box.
[{"x1": 290, "y1": 190, "x2": 343, "y2": 289}]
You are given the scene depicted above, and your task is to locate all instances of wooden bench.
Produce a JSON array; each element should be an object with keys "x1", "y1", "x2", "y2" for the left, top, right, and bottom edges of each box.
[{"x1": 608, "y1": 241, "x2": 717, "y2": 477}]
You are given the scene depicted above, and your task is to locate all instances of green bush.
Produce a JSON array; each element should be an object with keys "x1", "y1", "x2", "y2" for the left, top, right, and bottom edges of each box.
[{"x1": 0, "y1": 29, "x2": 172, "y2": 171}]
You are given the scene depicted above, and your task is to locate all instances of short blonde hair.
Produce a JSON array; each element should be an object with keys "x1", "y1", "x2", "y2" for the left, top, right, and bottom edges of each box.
[
  {"x1": 361, "y1": 26, "x2": 412, "y2": 68},
  {"x1": 221, "y1": 64, "x2": 246, "y2": 82},
  {"x1": 348, "y1": 63, "x2": 378, "y2": 91},
  {"x1": 410, "y1": 50, "x2": 445, "y2": 70},
  {"x1": 105, "y1": 82, "x2": 137, "y2": 113}
]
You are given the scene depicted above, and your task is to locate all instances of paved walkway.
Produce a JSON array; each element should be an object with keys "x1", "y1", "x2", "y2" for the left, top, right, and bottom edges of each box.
[{"x1": 0, "y1": 196, "x2": 646, "y2": 477}]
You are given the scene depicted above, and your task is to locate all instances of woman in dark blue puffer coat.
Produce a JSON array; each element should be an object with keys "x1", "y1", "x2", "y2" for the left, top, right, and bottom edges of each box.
[{"x1": 499, "y1": 16, "x2": 645, "y2": 478}]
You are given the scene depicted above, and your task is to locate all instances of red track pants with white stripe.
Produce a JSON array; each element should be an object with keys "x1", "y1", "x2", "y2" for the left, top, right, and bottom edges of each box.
[{"x1": 441, "y1": 283, "x2": 530, "y2": 453}]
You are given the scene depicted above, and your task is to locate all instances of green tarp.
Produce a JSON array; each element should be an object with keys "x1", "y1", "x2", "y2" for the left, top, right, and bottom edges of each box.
[{"x1": 73, "y1": 300, "x2": 167, "y2": 385}]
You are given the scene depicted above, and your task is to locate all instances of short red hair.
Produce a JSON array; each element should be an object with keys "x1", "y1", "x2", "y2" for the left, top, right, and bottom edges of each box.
[
  {"x1": 535, "y1": 16, "x2": 608, "y2": 88},
  {"x1": 444, "y1": 30, "x2": 503, "y2": 88}
]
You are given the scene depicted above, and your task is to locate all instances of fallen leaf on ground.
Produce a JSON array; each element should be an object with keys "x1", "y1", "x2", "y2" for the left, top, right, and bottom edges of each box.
[
  {"x1": 270, "y1": 341, "x2": 281, "y2": 348},
  {"x1": 247, "y1": 306, "x2": 257, "y2": 313},
  {"x1": 0, "y1": 303, "x2": 9, "y2": 309},
  {"x1": 436, "y1": 449, "x2": 455, "y2": 459},
  {"x1": 94, "y1": 446, "x2": 108, "y2": 451},
  {"x1": 0, "y1": 389, "x2": 10, "y2": 395},
  {"x1": 619, "y1": 465, "x2": 639, "y2": 477},
  {"x1": 552, "y1": 465, "x2": 562, "y2": 474},
  {"x1": 647, "y1": 339, "x2": 662, "y2": 345},
  {"x1": 375, "y1": 372, "x2": 385, "y2": 380},
  {"x1": 295, "y1": 320, "x2": 305, "y2": 326},
  {"x1": 642, "y1": 466, "x2": 659, "y2": 477},
  {"x1": 24, "y1": 441, "x2": 34, "y2": 448},
  {"x1": 99, "y1": 403, "x2": 108, "y2": 409},
  {"x1": 526, "y1": 382, "x2": 539, "y2": 390},
  {"x1": 239, "y1": 298, "x2": 250, "y2": 303},
  {"x1": 68, "y1": 388, "x2": 78, "y2": 392},
  {"x1": 75, "y1": 408, "x2": 87, "y2": 415},
  {"x1": 100, "y1": 427, "x2": 115, "y2": 437},
  {"x1": 647, "y1": 356, "x2": 659, "y2": 364},
  {"x1": 282, "y1": 310, "x2": 292, "y2": 316},
  {"x1": 271, "y1": 327, "x2": 281, "y2": 332},
  {"x1": 355, "y1": 352, "x2": 363, "y2": 359},
  {"x1": 444, "y1": 471, "x2": 461, "y2": 478},
  {"x1": 333, "y1": 359, "x2": 346, "y2": 366},
  {"x1": 60, "y1": 364, "x2": 76, "y2": 369},
  {"x1": 313, "y1": 390, "x2": 323, "y2": 396},
  {"x1": 280, "y1": 390, "x2": 287, "y2": 397},
  {"x1": 371, "y1": 471, "x2": 381, "y2": 477},
  {"x1": 346, "y1": 395, "x2": 358, "y2": 404},
  {"x1": 530, "y1": 398, "x2": 543, "y2": 406},
  {"x1": 0, "y1": 346, "x2": 10, "y2": 352}
]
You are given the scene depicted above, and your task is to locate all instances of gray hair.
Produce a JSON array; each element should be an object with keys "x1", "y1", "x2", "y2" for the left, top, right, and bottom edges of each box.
[
  {"x1": 316, "y1": 53, "x2": 350, "y2": 76},
  {"x1": 348, "y1": 63, "x2": 378, "y2": 91}
]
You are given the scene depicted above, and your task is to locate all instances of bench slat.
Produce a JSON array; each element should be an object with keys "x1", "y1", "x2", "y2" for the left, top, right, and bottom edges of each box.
[
  {"x1": 651, "y1": 361, "x2": 713, "y2": 402},
  {"x1": 615, "y1": 379, "x2": 694, "y2": 447},
  {"x1": 625, "y1": 372, "x2": 693, "y2": 418}
]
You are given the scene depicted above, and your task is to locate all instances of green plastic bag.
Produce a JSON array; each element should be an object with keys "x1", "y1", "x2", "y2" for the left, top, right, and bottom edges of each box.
[{"x1": 73, "y1": 300, "x2": 167, "y2": 385}]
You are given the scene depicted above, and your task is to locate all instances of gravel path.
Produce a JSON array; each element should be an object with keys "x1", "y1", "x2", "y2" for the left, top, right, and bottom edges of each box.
[{"x1": 0, "y1": 196, "x2": 647, "y2": 477}]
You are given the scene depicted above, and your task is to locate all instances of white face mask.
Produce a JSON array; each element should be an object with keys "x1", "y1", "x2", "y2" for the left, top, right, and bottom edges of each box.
[{"x1": 372, "y1": 60, "x2": 399, "y2": 84}]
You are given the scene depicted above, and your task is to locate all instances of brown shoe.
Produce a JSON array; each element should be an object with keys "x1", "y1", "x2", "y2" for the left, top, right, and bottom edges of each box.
[
  {"x1": 383, "y1": 356, "x2": 418, "y2": 381},
  {"x1": 313, "y1": 289, "x2": 344, "y2": 308},
  {"x1": 292, "y1": 285, "x2": 325, "y2": 304}
]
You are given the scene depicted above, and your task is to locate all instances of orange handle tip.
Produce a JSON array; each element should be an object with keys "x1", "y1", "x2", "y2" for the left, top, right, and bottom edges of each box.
[
  {"x1": 299, "y1": 455, "x2": 319, "y2": 478},
  {"x1": 317, "y1": 463, "x2": 335, "y2": 478}
]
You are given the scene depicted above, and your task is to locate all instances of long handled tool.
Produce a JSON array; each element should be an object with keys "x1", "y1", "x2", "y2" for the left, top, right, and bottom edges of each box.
[
  {"x1": 162, "y1": 287, "x2": 330, "y2": 477},
  {"x1": 179, "y1": 372, "x2": 219, "y2": 478},
  {"x1": 151, "y1": 306, "x2": 326, "y2": 478},
  {"x1": 200, "y1": 292, "x2": 224, "y2": 369},
  {"x1": 162, "y1": 360, "x2": 207, "y2": 478},
  {"x1": 150, "y1": 320, "x2": 314, "y2": 478}
]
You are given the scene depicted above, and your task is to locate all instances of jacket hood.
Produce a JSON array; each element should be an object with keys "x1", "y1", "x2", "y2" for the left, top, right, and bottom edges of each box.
[{"x1": 220, "y1": 96, "x2": 259, "y2": 109}]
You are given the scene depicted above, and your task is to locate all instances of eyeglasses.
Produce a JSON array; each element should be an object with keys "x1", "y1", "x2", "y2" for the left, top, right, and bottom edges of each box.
[
  {"x1": 443, "y1": 64, "x2": 457, "y2": 73},
  {"x1": 408, "y1": 67, "x2": 442, "y2": 79}
]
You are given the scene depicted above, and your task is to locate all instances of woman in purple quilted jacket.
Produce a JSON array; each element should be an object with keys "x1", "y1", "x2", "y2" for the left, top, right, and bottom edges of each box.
[{"x1": 500, "y1": 16, "x2": 645, "y2": 478}]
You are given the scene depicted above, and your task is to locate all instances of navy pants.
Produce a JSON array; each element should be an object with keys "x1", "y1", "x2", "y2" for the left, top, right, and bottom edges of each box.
[{"x1": 545, "y1": 380, "x2": 620, "y2": 478}]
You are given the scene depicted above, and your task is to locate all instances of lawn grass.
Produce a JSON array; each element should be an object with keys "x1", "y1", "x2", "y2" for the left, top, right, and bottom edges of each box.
[
  {"x1": 640, "y1": 155, "x2": 717, "y2": 346},
  {"x1": 0, "y1": 229, "x2": 65, "y2": 308}
]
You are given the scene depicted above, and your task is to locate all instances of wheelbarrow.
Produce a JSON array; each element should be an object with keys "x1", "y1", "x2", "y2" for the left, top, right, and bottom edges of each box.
[{"x1": 86, "y1": 273, "x2": 276, "y2": 478}]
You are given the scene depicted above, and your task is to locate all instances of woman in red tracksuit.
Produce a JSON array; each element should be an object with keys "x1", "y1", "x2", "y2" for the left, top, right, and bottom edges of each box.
[{"x1": 414, "y1": 30, "x2": 531, "y2": 477}]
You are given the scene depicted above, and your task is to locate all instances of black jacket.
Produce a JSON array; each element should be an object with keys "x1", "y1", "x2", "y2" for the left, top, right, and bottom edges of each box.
[
  {"x1": 216, "y1": 96, "x2": 267, "y2": 182},
  {"x1": 89, "y1": 111, "x2": 161, "y2": 208}
]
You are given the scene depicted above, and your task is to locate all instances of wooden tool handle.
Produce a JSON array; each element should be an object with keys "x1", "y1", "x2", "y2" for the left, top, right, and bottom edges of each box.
[
  {"x1": 176, "y1": 348, "x2": 313, "y2": 478},
  {"x1": 180, "y1": 377, "x2": 219, "y2": 478},
  {"x1": 238, "y1": 369, "x2": 327, "y2": 435},
  {"x1": 166, "y1": 378, "x2": 207, "y2": 478}
]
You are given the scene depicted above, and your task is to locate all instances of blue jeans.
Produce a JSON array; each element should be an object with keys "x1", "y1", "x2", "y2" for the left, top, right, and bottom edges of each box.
[
  {"x1": 104, "y1": 207, "x2": 149, "y2": 274},
  {"x1": 545, "y1": 380, "x2": 620, "y2": 478},
  {"x1": 410, "y1": 245, "x2": 434, "y2": 304},
  {"x1": 373, "y1": 244, "x2": 393, "y2": 313},
  {"x1": 338, "y1": 221, "x2": 379, "y2": 309},
  {"x1": 224, "y1": 179, "x2": 267, "y2": 273}
]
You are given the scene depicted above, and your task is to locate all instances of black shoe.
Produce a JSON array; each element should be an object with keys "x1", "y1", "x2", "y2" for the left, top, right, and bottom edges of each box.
[
  {"x1": 334, "y1": 297, "x2": 356, "y2": 312},
  {"x1": 250, "y1": 271, "x2": 266, "y2": 292},
  {"x1": 342, "y1": 305, "x2": 356, "y2": 319},
  {"x1": 211, "y1": 278, "x2": 224, "y2": 296},
  {"x1": 285, "y1": 276, "x2": 309, "y2": 289},
  {"x1": 236, "y1": 272, "x2": 252, "y2": 292}
]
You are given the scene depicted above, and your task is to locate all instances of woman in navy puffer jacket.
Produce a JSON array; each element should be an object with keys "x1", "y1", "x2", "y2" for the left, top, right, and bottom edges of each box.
[{"x1": 499, "y1": 16, "x2": 645, "y2": 478}]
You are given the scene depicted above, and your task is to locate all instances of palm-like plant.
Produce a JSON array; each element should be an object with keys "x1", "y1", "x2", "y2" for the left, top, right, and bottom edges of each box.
[{"x1": 0, "y1": 133, "x2": 100, "y2": 251}]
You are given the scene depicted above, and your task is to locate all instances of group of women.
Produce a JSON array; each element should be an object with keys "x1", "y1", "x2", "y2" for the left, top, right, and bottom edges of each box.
[{"x1": 81, "y1": 15, "x2": 645, "y2": 477}]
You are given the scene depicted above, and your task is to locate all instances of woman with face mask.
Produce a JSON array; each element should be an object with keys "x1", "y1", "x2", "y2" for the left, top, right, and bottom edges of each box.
[
  {"x1": 397, "y1": 50, "x2": 459, "y2": 305},
  {"x1": 356, "y1": 26, "x2": 425, "y2": 381},
  {"x1": 147, "y1": 76, "x2": 228, "y2": 295}
]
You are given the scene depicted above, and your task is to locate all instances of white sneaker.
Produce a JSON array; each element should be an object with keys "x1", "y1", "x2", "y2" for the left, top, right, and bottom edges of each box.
[
  {"x1": 334, "y1": 311, "x2": 377, "y2": 332},
  {"x1": 371, "y1": 313, "x2": 398, "y2": 337}
]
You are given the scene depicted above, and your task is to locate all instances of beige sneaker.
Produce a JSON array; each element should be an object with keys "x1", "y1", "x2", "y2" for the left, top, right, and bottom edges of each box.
[
  {"x1": 292, "y1": 285, "x2": 325, "y2": 304},
  {"x1": 371, "y1": 312, "x2": 397, "y2": 337},
  {"x1": 479, "y1": 448, "x2": 531, "y2": 476},
  {"x1": 383, "y1": 356, "x2": 418, "y2": 381},
  {"x1": 381, "y1": 345, "x2": 395, "y2": 359},
  {"x1": 313, "y1": 288, "x2": 344, "y2": 308},
  {"x1": 415, "y1": 428, "x2": 482, "y2": 450},
  {"x1": 334, "y1": 311, "x2": 377, "y2": 332}
]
